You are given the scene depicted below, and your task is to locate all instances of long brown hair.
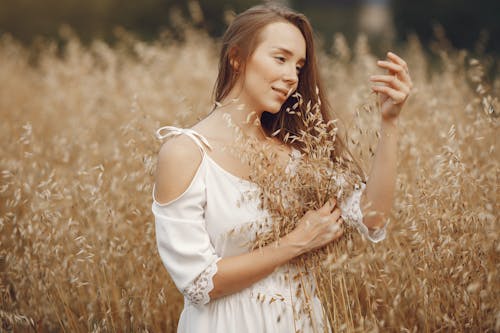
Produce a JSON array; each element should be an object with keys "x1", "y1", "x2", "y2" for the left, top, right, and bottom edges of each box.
[{"x1": 211, "y1": 3, "x2": 365, "y2": 179}]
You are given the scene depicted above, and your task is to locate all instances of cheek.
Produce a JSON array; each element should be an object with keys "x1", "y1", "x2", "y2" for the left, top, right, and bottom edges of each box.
[
  {"x1": 253, "y1": 58, "x2": 276, "y2": 82},
  {"x1": 246, "y1": 69, "x2": 270, "y2": 94}
]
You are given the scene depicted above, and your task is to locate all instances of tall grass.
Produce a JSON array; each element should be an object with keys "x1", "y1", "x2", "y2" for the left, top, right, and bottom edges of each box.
[{"x1": 0, "y1": 25, "x2": 498, "y2": 332}]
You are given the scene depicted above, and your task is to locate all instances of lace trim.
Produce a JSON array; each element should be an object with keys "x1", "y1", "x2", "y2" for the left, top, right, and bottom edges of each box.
[
  {"x1": 289, "y1": 158, "x2": 387, "y2": 242},
  {"x1": 339, "y1": 182, "x2": 387, "y2": 243},
  {"x1": 182, "y1": 258, "x2": 221, "y2": 306}
]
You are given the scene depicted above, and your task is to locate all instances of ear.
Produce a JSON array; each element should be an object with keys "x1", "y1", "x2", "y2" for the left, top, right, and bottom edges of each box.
[
  {"x1": 230, "y1": 59, "x2": 240, "y2": 71},
  {"x1": 228, "y1": 47, "x2": 240, "y2": 71}
]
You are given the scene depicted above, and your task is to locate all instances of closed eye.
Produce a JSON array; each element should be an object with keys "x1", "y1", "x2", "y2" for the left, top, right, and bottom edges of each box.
[{"x1": 275, "y1": 55, "x2": 302, "y2": 74}]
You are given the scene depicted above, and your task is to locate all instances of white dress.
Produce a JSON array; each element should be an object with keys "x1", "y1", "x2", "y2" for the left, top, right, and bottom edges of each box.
[{"x1": 151, "y1": 126, "x2": 387, "y2": 333}]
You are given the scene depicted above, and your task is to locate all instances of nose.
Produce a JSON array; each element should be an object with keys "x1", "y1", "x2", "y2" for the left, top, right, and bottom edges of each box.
[{"x1": 283, "y1": 65, "x2": 299, "y2": 86}]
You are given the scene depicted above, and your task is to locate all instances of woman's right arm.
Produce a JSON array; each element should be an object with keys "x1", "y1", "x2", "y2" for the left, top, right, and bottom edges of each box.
[{"x1": 156, "y1": 137, "x2": 344, "y2": 302}]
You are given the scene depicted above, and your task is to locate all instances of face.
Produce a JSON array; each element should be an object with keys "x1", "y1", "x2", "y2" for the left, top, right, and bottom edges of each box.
[{"x1": 233, "y1": 21, "x2": 307, "y2": 114}]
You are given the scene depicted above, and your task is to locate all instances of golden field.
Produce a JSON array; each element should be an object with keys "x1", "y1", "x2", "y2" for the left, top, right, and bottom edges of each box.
[{"x1": 0, "y1": 26, "x2": 498, "y2": 332}]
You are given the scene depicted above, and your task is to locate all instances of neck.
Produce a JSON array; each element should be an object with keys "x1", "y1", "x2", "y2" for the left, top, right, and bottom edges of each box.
[{"x1": 213, "y1": 99, "x2": 268, "y2": 141}]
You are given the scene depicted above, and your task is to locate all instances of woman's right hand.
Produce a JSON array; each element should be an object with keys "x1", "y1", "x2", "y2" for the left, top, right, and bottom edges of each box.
[
  {"x1": 209, "y1": 197, "x2": 344, "y2": 301},
  {"x1": 285, "y1": 197, "x2": 344, "y2": 256}
]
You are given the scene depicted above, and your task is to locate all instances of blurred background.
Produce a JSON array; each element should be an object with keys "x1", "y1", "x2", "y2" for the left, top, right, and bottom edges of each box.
[{"x1": 1, "y1": 0, "x2": 499, "y2": 57}]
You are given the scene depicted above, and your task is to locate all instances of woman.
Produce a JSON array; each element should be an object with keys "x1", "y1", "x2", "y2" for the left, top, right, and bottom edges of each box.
[{"x1": 152, "y1": 3, "x2": 412, "y2": 332}]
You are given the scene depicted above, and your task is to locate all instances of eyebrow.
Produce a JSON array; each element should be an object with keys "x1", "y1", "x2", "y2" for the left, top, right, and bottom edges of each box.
[{"x1": 272, "y1": 47, "x2": 306, "y2": 65}]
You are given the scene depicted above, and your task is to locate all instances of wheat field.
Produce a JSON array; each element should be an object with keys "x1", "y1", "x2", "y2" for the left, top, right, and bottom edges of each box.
[{"x1": 0, "y1": 25, "x2": 498, "y2": 332}]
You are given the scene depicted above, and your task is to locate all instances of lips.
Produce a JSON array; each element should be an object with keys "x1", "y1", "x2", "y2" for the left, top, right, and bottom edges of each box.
[{"x1": 272, "y1": 87, "x2": 289, "y2": 99}]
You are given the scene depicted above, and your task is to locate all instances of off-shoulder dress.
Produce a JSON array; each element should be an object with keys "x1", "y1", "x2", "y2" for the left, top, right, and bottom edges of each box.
[{"x1": 151, "y1": 126, "x2": 386, "y2": 333}]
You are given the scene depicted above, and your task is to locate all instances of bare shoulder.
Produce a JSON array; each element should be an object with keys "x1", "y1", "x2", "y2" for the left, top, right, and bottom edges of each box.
[{"x1": 154, "y1": 135, "x2": 204, "y2": 205}]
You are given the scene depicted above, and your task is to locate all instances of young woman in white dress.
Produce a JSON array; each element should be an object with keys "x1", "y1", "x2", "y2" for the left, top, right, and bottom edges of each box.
[{"x1": 152, "y1": 4, "x2": 412, "y2": 332}]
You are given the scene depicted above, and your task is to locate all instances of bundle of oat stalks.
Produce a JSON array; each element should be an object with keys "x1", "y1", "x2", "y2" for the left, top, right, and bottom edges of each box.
[{"x1": 223, "y1": 91, "x2": 392, "y2": 332}]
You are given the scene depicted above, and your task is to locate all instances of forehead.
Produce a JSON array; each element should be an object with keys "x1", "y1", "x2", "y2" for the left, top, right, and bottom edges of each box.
[{"x1": 256, "y1": 21, "x2": 306, "y2": 60}]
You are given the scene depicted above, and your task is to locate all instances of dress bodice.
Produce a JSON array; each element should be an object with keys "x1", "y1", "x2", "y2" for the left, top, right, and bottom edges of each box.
[
  {"x1": 153, "y1": 126, "x2": 302, "y2": 259},
  {"x1": 151, "y1": 125, "x2": 387, "y2": 332}
]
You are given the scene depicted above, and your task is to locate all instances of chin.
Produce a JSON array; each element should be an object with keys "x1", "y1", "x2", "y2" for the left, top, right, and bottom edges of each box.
[{"x1": 266, "y1": 103, "x2": 285, "y2": 114}]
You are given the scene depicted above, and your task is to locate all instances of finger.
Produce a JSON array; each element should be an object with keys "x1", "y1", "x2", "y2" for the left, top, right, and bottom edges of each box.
[
  {"x1": 328, "y1": 207, "x2": 342, "y2": 220},
  {"x1": 376, "y1": 60, "x2": 412, "y2": 84},
  {"x1": 329, "y1": 224, "x2": 344, "y2": 239},
  {"x1": 329, "y1": 217, "x2": 344, "y2": 230},
  {"x1": 386, "y1": 52, "x2": 409, "y2": 72},
  {"x1": 371, "y1": 85, "x2": 407, "y2": 104},
  {"x1": 328, "y1": 223, "x2": 341, "y2": 233},
  {"x1": 386, "y1": 51, "x2": 413, "y2": 86},
  {"x1": 396, "y1": 69, "x2": 413, "y2": 88},
  {"x1": 335, "y1": 226, "x2": 344, "y2": 238},
  {"x1": 319, "y1": 197, "x2": 337, "y2": 214},
  {"x1": 319, "y1": 215, "x2": 331, "y2": 224},
  {"x1": 377, "y1": 60, "x2": 403, "y2": 73},
  {"x1": 370, "y1": 74, "x2": 409, "y2": 93}
]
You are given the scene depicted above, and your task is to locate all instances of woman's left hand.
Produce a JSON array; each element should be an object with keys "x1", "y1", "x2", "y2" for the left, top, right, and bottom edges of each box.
[{"x1": 370, "y1": 52, "x2": 413, "y2": 120}]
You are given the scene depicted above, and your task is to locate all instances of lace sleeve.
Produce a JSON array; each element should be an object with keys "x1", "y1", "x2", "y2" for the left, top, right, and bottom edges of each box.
[
  {"x1": 182, "y1": 257, "x2": 221, "y2": 306},
  {"x1": 339, "y1": 182, "x2": 387, "y2": 243}
]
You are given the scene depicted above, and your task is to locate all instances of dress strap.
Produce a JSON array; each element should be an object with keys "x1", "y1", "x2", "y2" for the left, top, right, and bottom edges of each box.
[{"x1": 156, "y1": 125, "x2": 213, "y2": 153}]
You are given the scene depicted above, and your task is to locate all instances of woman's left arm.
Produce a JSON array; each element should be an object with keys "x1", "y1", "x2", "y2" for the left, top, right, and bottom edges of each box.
[{"x1": 362, "y1": 51, "x2": 413, "y2": 230}]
